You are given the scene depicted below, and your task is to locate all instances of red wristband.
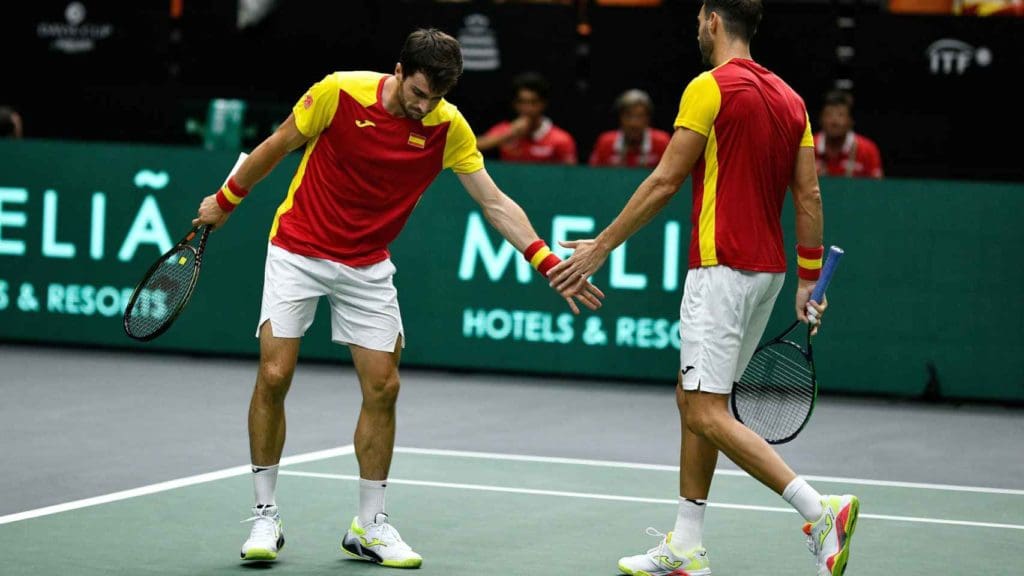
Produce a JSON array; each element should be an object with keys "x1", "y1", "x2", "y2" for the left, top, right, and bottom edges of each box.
[
  {"x1": 215, "y1": 177, "x2": 249, "y2": 213},
  {"x1": 797, "y1": 244, "x2": 824, "y2": 280},
  {"x1": 523, "y1": 240, "x2": 562, "y2": 278},
  {"x1": 523, "y1": 240, "x2": 546, "y2": 261}
]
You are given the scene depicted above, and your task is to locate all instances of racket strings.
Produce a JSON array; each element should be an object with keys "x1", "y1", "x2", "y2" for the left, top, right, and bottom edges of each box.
[
  {"x1": 125, "y1": 248, "x2": 197, "y2": 339},
  {"x1": 734, "y1": 343, "x2": 814, "y2": 443}
]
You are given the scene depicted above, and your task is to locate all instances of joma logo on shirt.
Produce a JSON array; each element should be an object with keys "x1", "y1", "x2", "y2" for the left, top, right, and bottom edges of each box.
[{"x1": 355, "y1": 120, "x2": 376, "y2": 128}]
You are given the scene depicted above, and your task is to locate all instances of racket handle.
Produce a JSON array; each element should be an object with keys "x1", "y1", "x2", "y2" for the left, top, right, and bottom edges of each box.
[{"x1": 810, "y1": 246, "x2": 844, "y2": 303}]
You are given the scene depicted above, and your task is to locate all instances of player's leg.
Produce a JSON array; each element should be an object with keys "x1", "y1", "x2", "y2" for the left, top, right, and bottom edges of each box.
[
  {"x1": 618, "y1": 273, "x2": 719, "y2": 576},
  {"x1": 249, "y1": 320, "x2": 301, "y2": 490},
  {"x1": 328, "y1": 258, "x2": 421, "y2": 568},
  {"x1": 241, "y1": 321, "x2": 300, "y2": 560},
  {"x1": 737, "y1": 272, "x2": 858, "y2": 576},
  {"x1": 678, "y1": 268, "x2": 803, "y2": 492},
  {"x1": 241, "y1": 245, "x2": 324, "y2": 561},
  {"x1": 342, "y1": 340, "x2": 420, "y2": 569},
  {"x1": 682, "y1": 392, "x2": 858, "y2": 575},
  {"x1": 684, "y1": 390, "x2": 797, "y2": 491},
  {"x1": 351, "y1": 339, "x2": 402, "y2": 501},
  {"x1": 616, "y1": 378, "x2": 714, "y2": 576},
  {"x1": 681, "y1": 269, "x2": 857, "y2": 575},
  {"x1": 618, "y1": 390, "x2": 716, "y2": 575},
  {"x1": 674, "y1": 379, "x2": 717, "y2": 549}
]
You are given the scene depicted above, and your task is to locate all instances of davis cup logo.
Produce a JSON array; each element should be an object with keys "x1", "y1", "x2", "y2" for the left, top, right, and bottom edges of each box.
[{"x1": 303, "y1": 95, "x2": 313, "y2": 109}]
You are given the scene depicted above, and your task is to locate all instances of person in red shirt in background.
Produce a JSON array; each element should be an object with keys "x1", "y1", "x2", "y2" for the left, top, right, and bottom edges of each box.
[
  {"x1": 814, "y1": 89, "x2": 884, "y2": 178},
  {"x1": 477, "y1": 71, "x2": 578, "y2": 164},
  {"x1": 589, "y1": 89, "x2": 671, "y2": 168}
]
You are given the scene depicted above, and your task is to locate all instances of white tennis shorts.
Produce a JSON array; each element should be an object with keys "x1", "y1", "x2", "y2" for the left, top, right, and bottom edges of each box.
[
  {"x1": 257, "y1": 244, "x2": 404, "y2": 352},
  {"x1": 679, "y1": 265, "x2": 784, "y2": 394}
]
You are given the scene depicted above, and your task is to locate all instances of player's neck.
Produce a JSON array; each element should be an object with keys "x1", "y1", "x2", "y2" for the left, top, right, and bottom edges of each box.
[
  {"x1": 712, "y1": 41, "x2": 752, "y2": 67},
  {"x1": 381, "y1": 76, "x2": 406, "y2": 118}
]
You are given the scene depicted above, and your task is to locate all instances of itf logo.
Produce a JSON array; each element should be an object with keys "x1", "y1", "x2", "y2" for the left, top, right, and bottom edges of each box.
[{"x1": 926, "y1": 39, "x2": 992, "y2": 75}]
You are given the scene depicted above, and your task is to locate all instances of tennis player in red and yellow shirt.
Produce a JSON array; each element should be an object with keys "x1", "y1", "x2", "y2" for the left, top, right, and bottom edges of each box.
[
  {"x1": 193, "y1": 29, "x2": 602, "y2": 568},
  {"x1": 549, "y1": 2, "x2": 858, "y2": 575}
]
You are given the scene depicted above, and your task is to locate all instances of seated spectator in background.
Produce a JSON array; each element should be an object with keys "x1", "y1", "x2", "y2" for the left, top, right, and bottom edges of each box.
[
  {"x1": 477, "y1": 71, "x2": 577, "y2": 164},
  {"x1": 814, "y1": 89, "x2": 883, "y2": 178},
  {"x1": 589, "y1": 89, "x2": 670, "y2": 168},
  {"x1": 0, "y1": 106, "x2": 24, "y2": 138}
]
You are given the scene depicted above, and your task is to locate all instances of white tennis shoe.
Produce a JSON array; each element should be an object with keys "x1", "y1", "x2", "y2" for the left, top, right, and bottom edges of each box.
[
  {"x1": 617, "y1": 528, "x2": 711, "y2": 575},
  {"x1": 240, "y1": 504, "x2": 285, "y2": 561},
  {"x1": 341, "y1": 513, "x2": 423, "y2": 568},
  {"x1": 804, "y1": 494, "x2": 859, "y2": 575}
]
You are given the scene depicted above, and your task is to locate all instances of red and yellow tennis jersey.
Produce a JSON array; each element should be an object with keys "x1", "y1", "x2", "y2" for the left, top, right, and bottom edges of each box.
[
  {"x1": 674, "y1": 58, "x2": 814, "y2": 272},
  {"x1": 270, "y1": 71, "x2": 484, "y2": 266}
]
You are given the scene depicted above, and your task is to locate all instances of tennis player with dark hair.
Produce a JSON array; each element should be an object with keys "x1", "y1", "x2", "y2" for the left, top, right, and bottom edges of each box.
[
  {"x1": 548, "y1": 2, "x2": 858, "y2": 575},
  {"x1": 192, "y1": 28, "x2": 603, "y2": 567}
]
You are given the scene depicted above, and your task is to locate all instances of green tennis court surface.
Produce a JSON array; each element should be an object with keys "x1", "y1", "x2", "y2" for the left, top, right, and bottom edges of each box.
[{"x1": 2, "y1": 447, "x2": 1021, "y2": 575}]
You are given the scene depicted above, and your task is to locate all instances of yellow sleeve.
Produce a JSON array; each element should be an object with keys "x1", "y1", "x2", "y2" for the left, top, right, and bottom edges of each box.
[
  {"x1": 292, "y1": 73, "x2": 342, "y2": 138},
  {"x1": 443, "y1": 110, "x2": 485, "y2": 174},
  {"x1": 800, "y1": 112, "x2": 814, "y2": 148},
  {"x1": 673, "y1": 72, "x2": 721, "y2": 137}
]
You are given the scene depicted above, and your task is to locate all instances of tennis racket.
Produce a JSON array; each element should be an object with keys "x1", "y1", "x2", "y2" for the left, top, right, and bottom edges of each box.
[
  {"x1": 731, "y1": 246, "x2": 844, "y2": 444},
  {"x1": 122, "y1": 152, "x2": 247, "y2": 341},
  {"x1": 123, "y1": 225, "x2": 212, "y2": 341}
]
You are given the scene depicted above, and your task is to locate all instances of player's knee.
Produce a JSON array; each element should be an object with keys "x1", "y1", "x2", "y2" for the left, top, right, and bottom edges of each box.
[
  {"x1": 362, "y1": 372, "x2": 400, "y2": 408},
  {"x1": 257, "y1": 361, "x2": 294, "y2": 398},
  {"x1": 683, "y1": 400, "x2": 719, "y2": 437}
]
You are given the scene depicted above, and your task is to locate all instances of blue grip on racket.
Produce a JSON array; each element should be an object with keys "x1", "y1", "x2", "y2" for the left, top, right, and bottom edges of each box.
[{"x1": 810, "y1": 246, "x2": 844, "y2": 302}]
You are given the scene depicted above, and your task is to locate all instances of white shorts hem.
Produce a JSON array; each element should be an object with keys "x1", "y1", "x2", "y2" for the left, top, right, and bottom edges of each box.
[{"x1": 331, "y1": 331, "x2": 405, "y2": 353}]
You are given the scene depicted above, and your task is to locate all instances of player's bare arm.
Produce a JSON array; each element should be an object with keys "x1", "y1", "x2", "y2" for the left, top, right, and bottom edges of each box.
[
  {"x1": 548, "y1": 126, "x2": 706, "y2": 294},
  {"x1": 193, "y1": 113, "x2": 310, "y2": 229},
  {"x1": 791, "y1": 146, "x2": 827, "y2": 334},
  {"x1": 457, "y1": 168, "x2": 604, "y2": 314}
]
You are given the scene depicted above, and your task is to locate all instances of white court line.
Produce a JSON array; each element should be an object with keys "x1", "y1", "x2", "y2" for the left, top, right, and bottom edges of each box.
[
  {"x1": 0, "y1": 445, "x2": 355, "y2": 526},
  {"x1": 394, "y1": 447, "x2": 1024, "y2": 496},
  {"x1": 280, "y1": 470, "x2": 1024, "y2": 532}
]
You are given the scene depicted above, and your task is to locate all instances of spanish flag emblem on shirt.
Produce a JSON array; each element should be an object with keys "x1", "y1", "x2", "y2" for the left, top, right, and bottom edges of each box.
[{"x1": 407, "y1": 132, "x2": 426, "y2": 149}]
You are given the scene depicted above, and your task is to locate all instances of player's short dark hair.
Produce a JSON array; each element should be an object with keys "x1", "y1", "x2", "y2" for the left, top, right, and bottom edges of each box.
[
  {"x1": 704, "y1": 0, "x2": 762, "y2": 43},
  {"x1": 823, "y1": 89, "x2": 855, "y2": 112},
  {"x1": 399, "y1": 28, "x2": 463, "y2": 94},
  {"x1": 512, "y1": 71, "x2": 550, "y2": 101}
]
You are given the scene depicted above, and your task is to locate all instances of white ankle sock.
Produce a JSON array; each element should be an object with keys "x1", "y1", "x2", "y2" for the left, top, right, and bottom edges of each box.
[
  {"x1": 671, "y1": 497, "x2": 707, "y2": 552},
  {"x1": 252, "y1": 464, "x2": 279, "y2": 507},
  {"x1": 782, "y1": 476, "x2": 824, "y2": 522},
  {"x1": 359, "y1": 478, "x2": 387, "y2": 526}
]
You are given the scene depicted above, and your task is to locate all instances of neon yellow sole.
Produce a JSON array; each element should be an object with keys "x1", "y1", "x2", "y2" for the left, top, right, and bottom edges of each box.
[
  {"x1": 241, "y1": 549, "x2": 278, "y2": 561},
  {"x1": 381, "y1": 558, "x2": 423, "y2": 568},
  {"x1": 342, "y1": 547, "x2": 422, "y2": 569},
  {"x1": 617, "y1": 564, "x2": 650, "y2": 576}
]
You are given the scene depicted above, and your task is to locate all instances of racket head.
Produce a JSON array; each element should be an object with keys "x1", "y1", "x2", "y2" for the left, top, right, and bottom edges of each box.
[
  {"x1": 731, "y1": 327, "x2": 817, "y2": 444},
  {"x1": 123, "y1": 228, "x2": 208, "y2": 341}
]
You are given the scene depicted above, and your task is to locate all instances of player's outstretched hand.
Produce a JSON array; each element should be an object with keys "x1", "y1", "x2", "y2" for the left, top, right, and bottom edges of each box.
[
  {"x1": 192, "y1": 193, "x2": 231, "y2": 230},
  {"x1": 560, "y1": 279, "x2": 605, "y2": 315},
  {"x1": 548, "y1": 239, "x2": 610, "y2": 308}
]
